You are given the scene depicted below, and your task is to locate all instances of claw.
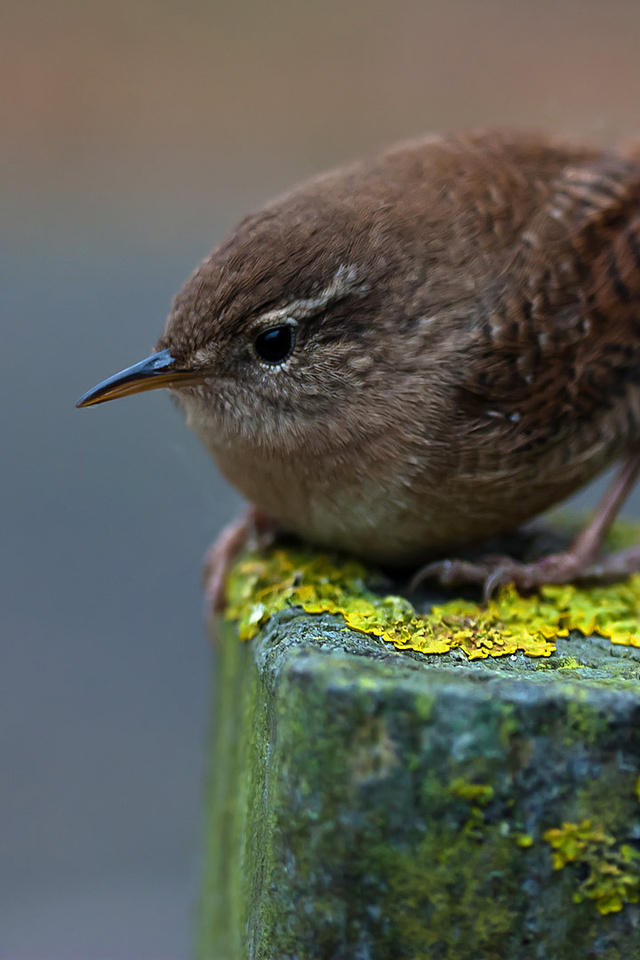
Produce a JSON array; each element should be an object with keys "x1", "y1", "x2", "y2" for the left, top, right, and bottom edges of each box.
[
  {"x1": 482, "y1": 566, "x2": 512, "y2": 601},
  {"x1": 409, "y1": 546, "x2": 631, "y2": 603},
  {"x1": 408, "y1": 560, "x2": 452, "y2": 592}
]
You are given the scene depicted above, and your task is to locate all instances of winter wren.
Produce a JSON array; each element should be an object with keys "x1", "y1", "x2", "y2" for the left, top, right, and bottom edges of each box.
[{"x1": 77, "y1": 129, "x2": 640, "y2": 606}]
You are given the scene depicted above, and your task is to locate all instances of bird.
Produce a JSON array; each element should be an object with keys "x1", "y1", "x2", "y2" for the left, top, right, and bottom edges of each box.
[{"x1": 77, "y1": 129, "x2": 640, "y2": 611}]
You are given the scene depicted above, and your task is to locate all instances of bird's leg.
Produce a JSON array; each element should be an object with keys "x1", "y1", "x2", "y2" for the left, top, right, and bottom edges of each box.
[
  {"x1": 203, "y1": 505, "x2": 276, "y2": 614},
  {"x1": 411, "y1": 447, "x2": 640, "y2": 601}
]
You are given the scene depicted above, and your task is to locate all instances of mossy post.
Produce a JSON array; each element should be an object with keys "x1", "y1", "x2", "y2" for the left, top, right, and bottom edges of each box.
[{"x1": 197, "y1": 544, "x2": 640, "y2": 960}]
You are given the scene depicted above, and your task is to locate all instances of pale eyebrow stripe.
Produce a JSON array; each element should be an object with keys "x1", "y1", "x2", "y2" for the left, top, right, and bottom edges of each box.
[{"x1": 257, "y1": 265, "x2": 363, "y2": 324}]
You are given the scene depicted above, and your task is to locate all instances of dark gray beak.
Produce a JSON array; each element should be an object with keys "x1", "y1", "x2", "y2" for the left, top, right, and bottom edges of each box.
[{"x1": 76, "y1": 349, "x2": 199, "y2": 408}]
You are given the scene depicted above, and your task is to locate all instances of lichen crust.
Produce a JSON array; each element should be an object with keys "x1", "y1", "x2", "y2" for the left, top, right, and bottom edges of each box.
[{"x1": 225, "y1": 545, "x2": 640, "y2": 660}]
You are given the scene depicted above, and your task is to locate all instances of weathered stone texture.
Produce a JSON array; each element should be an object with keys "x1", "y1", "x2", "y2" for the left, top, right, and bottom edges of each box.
[{"x1": 198, "y1": 610, "x2": 640, "y2": 960}]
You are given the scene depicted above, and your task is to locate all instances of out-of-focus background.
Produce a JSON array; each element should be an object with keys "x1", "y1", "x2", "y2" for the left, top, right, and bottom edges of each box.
[{"x1": 4, "y1": 0, "x2": 640, "y2": 956}]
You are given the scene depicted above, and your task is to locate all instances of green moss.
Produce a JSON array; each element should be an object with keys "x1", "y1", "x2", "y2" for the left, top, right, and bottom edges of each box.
[
  {"x1": 561, "y1": 696, "x2": 606, "y2": 746},
  {"x1": 413, "y1": 692, "x2": 435, "y2": 721},
  {"x1": 449, "y1": 778, "x2": 495, "y2": 806},
  {"x1": 262, "y1": 680, "x2": 525, "y2": 957},
  {"x1": 196, "y1": 625, "x2": 252, "y2": 959},
  {"x1": 575, "y1": 771, "x2": 640, "y2": 838},
  {"x1": 372, "y1": 819, "x2": 522, "y2": 957},
  {"x1": 535, "y1": 655, "x2": 587, "y2": 671},
  {"x1": 355, "y1": 768, "x2": 536, "y2": 957},
  {"x1": 225, "y1": 540, "x2": 640, "y2": 662}
]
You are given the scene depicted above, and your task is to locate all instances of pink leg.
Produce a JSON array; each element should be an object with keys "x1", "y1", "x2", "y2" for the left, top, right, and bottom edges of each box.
[
  {"x1": 410, "y1": 447, "x2": 640, "y2": 600},
  {"x1": 203, "y1": 505, "x2": 276, "y2": 615}
]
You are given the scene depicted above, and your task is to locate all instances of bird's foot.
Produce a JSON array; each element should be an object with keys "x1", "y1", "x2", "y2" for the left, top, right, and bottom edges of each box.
[
  {"x1": 411, "y1": 449, "x2": 640, "y2": 602},
  {"x1": 203, "y1": 505, "x2": 275, "y2": 615},
  {"x1": 579, "y1": 544, "x2": 640, "y2": 582},
  {"x1": 410, "y1": 550, "x2": 601, "y2": 602}
]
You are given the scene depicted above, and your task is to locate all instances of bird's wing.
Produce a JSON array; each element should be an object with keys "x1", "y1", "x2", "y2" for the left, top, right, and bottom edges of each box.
[{"x1": 460, "y1": 154, "x2": 640, "y2": 452}]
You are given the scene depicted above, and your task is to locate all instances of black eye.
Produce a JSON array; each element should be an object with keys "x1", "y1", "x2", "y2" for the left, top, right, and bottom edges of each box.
[{"x1": 253, "y1": 324, "x2": 295, "y2": 365}]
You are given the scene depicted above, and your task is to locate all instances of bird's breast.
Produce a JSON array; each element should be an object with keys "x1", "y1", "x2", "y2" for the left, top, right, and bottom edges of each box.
[
  {"x1": 210, "y1": 440, "x2": 422, "y2": 559},
  {"x1": 182, "y1": 386, "x2": 640, "y2": 565}
]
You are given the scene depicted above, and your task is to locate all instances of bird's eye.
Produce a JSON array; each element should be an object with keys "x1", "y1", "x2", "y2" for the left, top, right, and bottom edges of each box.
[{"x1": 253, "y1": 324, "x2": 295, "y2": 365}]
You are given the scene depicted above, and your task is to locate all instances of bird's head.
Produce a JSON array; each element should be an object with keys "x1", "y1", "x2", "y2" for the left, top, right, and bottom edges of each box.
[{"x1": 77, "y1": 154, "x2": 463, "y2": 459}]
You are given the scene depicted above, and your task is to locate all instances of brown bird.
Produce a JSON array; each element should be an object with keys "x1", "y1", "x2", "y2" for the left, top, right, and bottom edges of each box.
[{"x1": 77, "y1": 129, "x2": 640, "y2": 610}]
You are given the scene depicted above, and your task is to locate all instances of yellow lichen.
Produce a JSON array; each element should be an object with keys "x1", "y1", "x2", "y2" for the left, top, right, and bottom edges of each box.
[
  {"x1": 225, "y1": 546, "x2": 640, "y2": 660},
  {"x1": 543, "y1": 820, "x2": 640, "y2": 915},
  {"x1": 513, "y1": 833, "x2": 534, "y2": 848}
]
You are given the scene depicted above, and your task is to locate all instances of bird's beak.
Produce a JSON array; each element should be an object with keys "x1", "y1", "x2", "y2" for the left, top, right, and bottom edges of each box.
[{"x1": 76, "y1": 349, "x2": 199, "y2": 408}]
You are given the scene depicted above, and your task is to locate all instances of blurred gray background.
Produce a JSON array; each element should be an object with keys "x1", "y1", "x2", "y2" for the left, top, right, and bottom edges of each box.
[{"x1": 4, "y1": 0, "x2": 640, "y2": 956}]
